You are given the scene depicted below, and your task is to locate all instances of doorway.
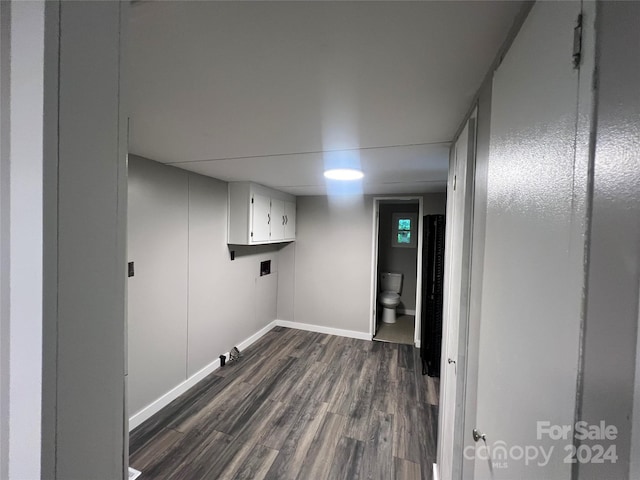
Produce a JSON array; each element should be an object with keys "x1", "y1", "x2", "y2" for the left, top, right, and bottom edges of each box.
[{"x1": 370, "y1": 197, "x2": 424, "y2": 345}]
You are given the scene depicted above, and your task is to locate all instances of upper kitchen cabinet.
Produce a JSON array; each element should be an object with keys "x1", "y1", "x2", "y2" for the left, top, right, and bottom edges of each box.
[{"x1": 227, "y1": 182, "x2": 297, "y2": 245}]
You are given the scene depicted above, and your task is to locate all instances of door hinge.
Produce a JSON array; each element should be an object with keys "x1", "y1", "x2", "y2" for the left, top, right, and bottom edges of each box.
[
  {"x1": 251, "y1": 232, "x2": 253, "y2": 237},
  {"x1": 251, "y1": 197, "x2": 254, "y2": 204},
  {"x1": 573, "y1": 14, "x2": 583, "y2": 69},
  {"x1": 453, "y1": 175, "x2": 457, "y2": 191}
]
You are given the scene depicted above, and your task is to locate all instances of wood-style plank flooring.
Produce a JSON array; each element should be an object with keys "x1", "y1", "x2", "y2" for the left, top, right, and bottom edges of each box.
[{"x1": 129, "y1": 327, "x2": 439, "y2": 480}]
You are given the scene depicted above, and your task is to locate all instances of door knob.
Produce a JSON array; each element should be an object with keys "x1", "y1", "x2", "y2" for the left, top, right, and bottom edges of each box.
[{"x1": 472, "y1": 428, "x2": 486, "y2": 443}]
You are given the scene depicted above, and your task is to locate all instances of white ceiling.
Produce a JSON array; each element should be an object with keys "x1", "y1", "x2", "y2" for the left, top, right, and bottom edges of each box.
[{"x1": 128, "y1": 1, "x2": 524, "y2": 195}]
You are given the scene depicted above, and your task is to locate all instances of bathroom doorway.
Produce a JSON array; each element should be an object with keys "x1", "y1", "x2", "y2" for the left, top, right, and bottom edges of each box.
[{"x1": 370, "y1": 197, "x2": 424, "y2": 345}]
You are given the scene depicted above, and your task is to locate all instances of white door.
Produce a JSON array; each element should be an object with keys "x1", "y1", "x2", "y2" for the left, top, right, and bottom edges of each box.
[
  {"x1": 284, "y1": 201, "x2": 296, "y2": 240},
  {"x1": 472, "y1": 2, "x2": 593, "y2": 479},
  {"x1": 438, "y1": 114, "x2": 475, "y2": 480},
  {"x1": 252, "y1": 194, "x2": 271, "y2": 242},
  {"x1": 270, "y1": 199, "x2": 285, "y2": 241}
]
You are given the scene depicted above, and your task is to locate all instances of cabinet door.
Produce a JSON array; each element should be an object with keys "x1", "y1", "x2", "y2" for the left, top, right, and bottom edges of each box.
[
  {"x1": 270, "y1": 199, "x2": 285, "y2": 241},
  {"x1": 284, "y1": 201, "x2": 296, "y2": 240},
  {"x1": 251, "y1": 194, "x2": 271, "y2": 242}
]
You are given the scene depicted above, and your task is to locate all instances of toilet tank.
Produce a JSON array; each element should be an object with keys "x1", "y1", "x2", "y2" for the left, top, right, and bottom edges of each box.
[{"x1": 381, "y1": 272, "x2": 403, "y2": 293}]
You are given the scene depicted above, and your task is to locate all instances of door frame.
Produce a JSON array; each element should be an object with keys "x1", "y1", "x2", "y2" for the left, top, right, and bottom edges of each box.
[{"x1": 369, "y1": 196, "x2": 424, "y2": 346}]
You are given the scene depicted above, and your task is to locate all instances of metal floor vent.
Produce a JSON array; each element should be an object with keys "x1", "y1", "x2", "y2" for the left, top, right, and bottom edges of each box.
[{"x1": 129, "y1": 467, "x2": 142, "y2": 480}]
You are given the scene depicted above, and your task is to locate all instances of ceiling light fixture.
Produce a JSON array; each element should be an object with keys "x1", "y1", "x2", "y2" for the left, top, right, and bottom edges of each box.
[{"x1": 323, "y1": 168, "x2": 364, "y2": 181}]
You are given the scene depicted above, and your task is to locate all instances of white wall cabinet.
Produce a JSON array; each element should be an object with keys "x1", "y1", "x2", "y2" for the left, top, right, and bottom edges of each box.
[{"x1": 228, "y1": 182, "x2": 296, "y2": 244}]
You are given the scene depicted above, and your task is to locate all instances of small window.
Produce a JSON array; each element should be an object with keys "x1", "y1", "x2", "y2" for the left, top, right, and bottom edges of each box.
[{"x1": 392, "y1": 213, "x2": 417, "y2": 248}]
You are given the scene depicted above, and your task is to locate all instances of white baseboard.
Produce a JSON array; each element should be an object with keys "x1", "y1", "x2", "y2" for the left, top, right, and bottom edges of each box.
[
  {"x1": 237, "y1": 320, "x2": 279, "y2": 352},
  {"x1": 433, "y1": 463, "x2": 439, "y2": 480},
  {"x1": 397, "y1": 308, "x2": 416, "y2": 316},
  {"x1": 129, "y1": 319, "x2": 372, "y2": 431},
  {"x1": 129, "y1": 320, "x2": 278, "y2": 431},
  {"x1": 415, "y1": 339, "x2": 421, "y2": 348},
  {"x1": 275, "y1": 319, "x2": 370, "y2": 340}
]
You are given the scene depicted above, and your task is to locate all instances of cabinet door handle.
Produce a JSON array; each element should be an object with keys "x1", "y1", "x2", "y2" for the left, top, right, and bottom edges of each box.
[
  {"x1": 267, "y1": 213, "x2": 270, "y2": 225},
  {"x1": 285, "y1": 215, "x2": 288, "y2": 225},
  {"x1": 282, "y1": 215, "x2": 286, "y2": 225}
]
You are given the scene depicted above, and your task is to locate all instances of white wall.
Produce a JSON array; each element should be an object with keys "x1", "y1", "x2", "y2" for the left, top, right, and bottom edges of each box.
[
  {"x1": 128, "y1": 157, "x2": 189, "y2": 414},
  {"x1": 0, "y1": 3, "x2": 8, "y2": 475},
  {"x1": 280, "y1": 193, "x2": 445, "y2": 334},
  {"x1": 277, "y1": 242, "x2": 296, "y2": 324},
  {"x1": 47, "y1": 3, "x2": 128, "y2": 478},
  {"x1": 292, "y1": 195, "x2": 373, "y2": 333},
  {"x1": 579, "y1": 1, "x2": 640, "y2": 478},
  {"x1": 128, "y1": 156, "x2": 281, "y2": 416},
  {"x1": 2, "y1": 2, "x2": 128, "y2": 479},
  {"x1": 2, "y1": 3, "x2": 45, "y2": 478}
]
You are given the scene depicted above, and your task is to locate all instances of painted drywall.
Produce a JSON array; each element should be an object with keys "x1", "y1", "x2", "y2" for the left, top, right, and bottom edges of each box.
[
  {"x1": 128, "y1": 157, "x2": 189, "y2": 415},
  {"x1": 377, "y1": 203, "x2": 419, "y2": 311},
  {"x1": 633, "y1": 284, "x2": 640, "y2": 479},
  {"x1": 128, "y1": 155, "x2": 281, "y2": 416},
  {"x1": 41, "y1": 2, "x2": 128, "y2": 478},
  {"x1": 187, "y1": 173, "x2": 279, "y2": 377},
  {"x1": 292, "y1": 195, "x2": 373, "y2": 333},
  {"x1": 578, "y1": 2, "x2": 640, "y2": 478},
  {"x1": 422, "y1": 192, "x2": 447, "y2": 216},
  {"x1": 277, "y1": 242, "x2": 296, "y2": 323},
  {"x1": 285, "y1": 193, "x2": 445, "y2": 334},
  {"x1": 0, "y1": 3, "x2": 9, "y2": 475},
  {"x1": 2, "y1": 3, "x2": 46, "y2": 478},
  {"x1": 54, "y1": 3, "x2": 127, "y2": 477}
]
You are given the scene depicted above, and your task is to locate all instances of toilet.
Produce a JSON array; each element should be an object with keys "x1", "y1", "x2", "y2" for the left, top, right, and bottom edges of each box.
[{"x1": 379, "y1": 272, "x2": 403, "y2": 324}]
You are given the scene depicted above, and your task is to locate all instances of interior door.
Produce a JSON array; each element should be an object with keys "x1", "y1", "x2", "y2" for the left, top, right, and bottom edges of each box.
[
  {"x1": 472, "y1": 2, "x2": 592, "y2": 478},
  {"x1": 251, "y1": 194, "x2": 271, "y2": 242},
  {"x1": 438, "y1": 114, "x2": 476, "y2": 480}
]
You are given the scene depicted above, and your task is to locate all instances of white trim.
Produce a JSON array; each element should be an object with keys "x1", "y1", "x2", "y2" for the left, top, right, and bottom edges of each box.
[
  {"x1": 129, "y1": 320, "x2": 278, "y2": 430},
  {"x1": 415, "y1": 199, "x2": 424, "y2": 346},
  {"x1": 433, "y1": 463, "x2": 440, "y2": 480},
  {"x1": 369, "y1": 201, "x2": 381, "y2": 340},
  {"x1": 275, "y1": 320, "x2": 369, "y2": 341},
  {"x1": 236, "y1": 320, "x2": 280, "y2": 352}
]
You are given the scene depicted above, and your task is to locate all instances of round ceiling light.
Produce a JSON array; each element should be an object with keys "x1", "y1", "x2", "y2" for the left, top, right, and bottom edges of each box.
[{"x1": 323, "y1": 168, "x2": 364, "y2": 180}]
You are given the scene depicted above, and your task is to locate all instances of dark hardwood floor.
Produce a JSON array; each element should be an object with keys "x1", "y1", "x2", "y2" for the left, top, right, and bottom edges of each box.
[{"x1": 129, "y1": 327, "x2": 439, "y2": 480}]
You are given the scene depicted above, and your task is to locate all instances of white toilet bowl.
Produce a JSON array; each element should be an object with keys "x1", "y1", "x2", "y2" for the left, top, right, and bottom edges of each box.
[
  {"x1": 380, "y1": 291, "x2": 401, "y2": 324},
  {"x1": 379, "y1": 272, "x2": 403, "y2": 324}
]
